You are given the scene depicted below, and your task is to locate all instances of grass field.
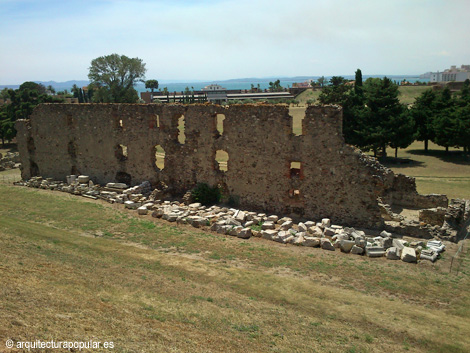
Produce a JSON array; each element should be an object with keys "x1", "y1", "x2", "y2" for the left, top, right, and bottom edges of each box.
[
  {"x1": 0, "y1": 184, "x2": 469, "y2": 352},
  {"x1": 294, "y1": 86, "x2": 431, "y2": 107}
]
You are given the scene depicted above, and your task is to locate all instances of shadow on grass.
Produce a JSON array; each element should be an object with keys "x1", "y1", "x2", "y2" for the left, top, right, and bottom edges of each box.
[
  {"x1": 380, "y1": 157, "x2": 425, "y2": 169},
  {"x1": 0, "y1": 142, "x2": 18, "y2": 153},
  {"x1": 407, "y1": 149, "x2": 470, "y2": 166}
]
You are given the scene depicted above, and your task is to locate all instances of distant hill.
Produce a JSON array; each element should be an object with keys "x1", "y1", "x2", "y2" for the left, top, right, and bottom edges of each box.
[{"x1": 0, "y1": 80, "x2": 90, "y2": 91}]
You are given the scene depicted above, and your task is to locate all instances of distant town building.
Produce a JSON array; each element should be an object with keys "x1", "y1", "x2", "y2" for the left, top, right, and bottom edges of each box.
[
  {"x1": 430, "y1": 65, "x2": 470, "y2": 83},
  {"x1": 201, "y1": 84, "x2": 227, "y2": 103},
  {"x1": 292, "y1": 80, "x2": 313, "y2": 88}
]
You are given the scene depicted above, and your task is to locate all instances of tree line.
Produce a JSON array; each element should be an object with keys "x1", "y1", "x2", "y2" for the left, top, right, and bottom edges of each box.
[{"x1": 319, "y1": 69, "x2": 470, "y2": 157}]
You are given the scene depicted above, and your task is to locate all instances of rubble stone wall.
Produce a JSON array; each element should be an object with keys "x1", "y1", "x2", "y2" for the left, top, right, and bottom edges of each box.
[{"x1": 17, "y1": 103, "x2": 390, "y2": 227}]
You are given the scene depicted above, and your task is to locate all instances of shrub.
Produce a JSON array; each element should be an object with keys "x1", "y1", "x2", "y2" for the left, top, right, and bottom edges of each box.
[{"x1": 191, "y1": 183, "x2": 221, "y2": 205}]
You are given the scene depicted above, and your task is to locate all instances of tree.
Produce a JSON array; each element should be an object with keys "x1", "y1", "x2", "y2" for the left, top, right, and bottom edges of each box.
[
  {"x1": 145, "y1": 79, "x2": 159, "y2": 93},
  {"x1": 46, "y1": 85, "x2": 56, "y2": 95},
  {"x1": 410, "y1": 89, "x2": 437, "y2": 151},
  {"x1": 318, "y1": 76, "x2": 350, "y2": 105},
  {"x1": 88, "y1": 54, "x2": 146, "y2": 103},
  {"x1": 268, "y1": 79, "x2": 282, "y2": 92},
  {"x1": 317, "y1": 76, "x2": 326, "y2": 88},
  {"x1": 19, "y1": 81, "x2": 46, "y2": 95},
  {"x1": 361, "y1": 77, "x2": 409, "y2": 157}
]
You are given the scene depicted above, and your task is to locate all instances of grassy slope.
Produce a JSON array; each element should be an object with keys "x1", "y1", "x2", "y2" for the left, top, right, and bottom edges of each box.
[{"x1": 0, "y1": 185, "x2": 469, "y2": 353}]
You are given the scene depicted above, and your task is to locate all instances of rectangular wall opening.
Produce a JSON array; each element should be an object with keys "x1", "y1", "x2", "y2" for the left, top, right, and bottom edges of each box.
[
  {"x1": 289, "y1": 107, "x2": 304, "y2": 136},
  {"x1": 178, "y1": 115, "x2": 185, "y2": 144},
  {"x1": 290, "y1": 161, "x2": 302, "y2": 178},
  {"x1": 216, "y1": 150, "x2": 229, "y2": 172}
]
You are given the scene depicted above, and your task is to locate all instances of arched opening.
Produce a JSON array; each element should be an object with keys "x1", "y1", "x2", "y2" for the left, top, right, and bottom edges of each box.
[
  {"x1": 154, "y1": 144, "x2": 165, "y2": 170},
  {"x1": 290, "y1": 161, "x2": 302, "y2": 178},
  {"x1": 178, "y1": 115, "x2": 185, "y2": 144},
  {"x1": 115, "y1": 144, "x2": 128, "y2": 161},
  {"x1": 215, "y1": 150, "x2": 229, "y2": 172}
]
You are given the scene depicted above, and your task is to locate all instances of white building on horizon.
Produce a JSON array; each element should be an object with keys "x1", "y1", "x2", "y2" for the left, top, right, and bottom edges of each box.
[{"x1": 430, "y1": 65, "x2": 470, "y2": 82}]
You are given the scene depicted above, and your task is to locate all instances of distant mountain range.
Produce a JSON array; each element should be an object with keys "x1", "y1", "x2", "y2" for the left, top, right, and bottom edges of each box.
[{"x1": 0, "y1": 75, "x2": 426, "y2": 92}]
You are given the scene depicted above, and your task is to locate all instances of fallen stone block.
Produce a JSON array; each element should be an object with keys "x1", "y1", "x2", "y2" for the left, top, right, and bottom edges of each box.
[
  {"x1": 229, "y1": 226, "x2": 242, "y2": 236},
  {"x1": 267, "y1": 215, "x2": 279, "y2": 223},
  {"x1": 401, "y1": 247, "x2": 417, "y2": 263},
  {"x1": 323, "y1": 227, "x2": 336, "y2": 237},
  {"x1": 237, "y1": 228, "x2": 252, "y2": 239},
  {"x1": 320, "y1": 238, "x2": 335, "y2": 251},
  {"x1": 321, "y1": 218, "x2": 331, "y2": 228},
  {"x1": 280, "y1": 220, "x2": 293, "y2": 230},
  {"x1": 339, "y1": 240, "x2": 355, "y2": 253},
  {"x1": 354, "y1": 237, "x2": 367, "y2": 248},
  {"x1": 77, "y1": 175, "x2": 90, "y2": 184},
  {"x1": 261, "y1": 222, "x2": 276, "y2": 230},
  {"x1": 298, "y1": 222, "x2": 308, "y2": 232},
  {"x1": 350, "y1": 245, "x2": 364, "y2": 255},
  {"x1": 188, "y1": 202, "x2": 202, "y2": 209},
  {"x1": 380, "y1": 230, "x2": 392, "y2": 238},
  {"x1": 365, "y1": 246, "x2": 385, "y2": 258},
  {"x1": 420, "y1": 249, "x2": 438, "y2": 262},
  {"x1": 261, "y1": 230, "x2": 278, "y2": 240},
  {"x1": 124, "y1": 201, "x2": 140, "y2": 210},
  {"x1": 303, "y1": 236, "x2": 321, "y2": 247},
  {"x1": 308, "y1": 226, "x2": 323, "y2": 237},
  {"x1": 385, "y1": 247, "x2": 400, "y2": 260},
  {"x1": 137, "y1": 206, "x2": 148, "y2": 215}
]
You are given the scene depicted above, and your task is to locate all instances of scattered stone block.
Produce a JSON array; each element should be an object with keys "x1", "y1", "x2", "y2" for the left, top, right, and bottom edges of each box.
[
  {"x1": 350, "y1": 245, "x2": 364, "y2": 255},
  {"x1": 280, "y1": 220, "x2": 293, "y2": 230},
  {"x1": 298, "y1": 222, "x2": 308, "y2": 232},
  {"x1": 321, "y1": 218, "x2": 331, "y2": 227},
  {"x1": 237, "y1": 228, "x2": 252, "y2": 239},
  {"x1": 137, "y1": 206, "x2": 148, "y2": 215},
  {"x1": 262, "y1": 222, "x2": 276, "y2": 230},
  {"x1": 386, "y1": 247, "x2": 400, "y2": 260},
  {"x1": 339, "y1": 240, "x2": 355, "y2": 253},
  {"x1": 401, "y1": 247, "x2": 417, "y2": 263},
  {"x1": 320, "y1": 238, "x2": 335, "y2": 251},
  {"x1": 365, "y1": 246, "x2": 385, "y2": 258},
  {"x1": 303, "y1": 237, "x2": 320, "y2": 247},
  {"x1": 261, "y1": 230, "x2": 278, "y2": 240},
  {"x1": 380, "y1": 230, "x2": 392, "y2": 238},
  {"x1": 323, "y1": 227, "x2": 335, "y2": 237}
]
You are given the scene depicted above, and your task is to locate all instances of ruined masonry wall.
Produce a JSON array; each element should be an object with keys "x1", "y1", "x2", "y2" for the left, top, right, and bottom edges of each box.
[{"x1": 16, "y1": 103, "x2": 383, "y2": 228}]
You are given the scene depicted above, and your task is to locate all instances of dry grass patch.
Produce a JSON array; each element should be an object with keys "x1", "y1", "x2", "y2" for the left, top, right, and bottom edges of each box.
[{"x1": 0, "y1": 185, "x2": 469, "y2": 352}]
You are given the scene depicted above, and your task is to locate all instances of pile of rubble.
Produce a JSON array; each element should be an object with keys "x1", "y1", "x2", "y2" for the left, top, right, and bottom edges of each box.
[
  {"x1": 14, "y1": 175, "x2": 448, "y2": 264},
  {"x1": 0, "y1": 151, "x2": 20, "y2": 171}
]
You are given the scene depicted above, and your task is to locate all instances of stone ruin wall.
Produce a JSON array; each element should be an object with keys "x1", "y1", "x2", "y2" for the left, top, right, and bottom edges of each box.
[{"x1": 16, "y1": 103, "x2": 425, "y2": 229}]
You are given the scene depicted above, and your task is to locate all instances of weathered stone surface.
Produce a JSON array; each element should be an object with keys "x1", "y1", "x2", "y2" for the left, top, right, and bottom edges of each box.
[
  {"x1": 320, "y1": 239, "x2": 335, "y2": 251},
  {"x1": 298, "y1": 222, "x2": 308, "y2": 232},
  {"x1": 401, "y1": 247, "x2": 417, "y2": 263},
  {"x1": 308, "y1": 226, "x2": 323, "y2": 236},
  {"x1": 350, "y1": 245, "x2": 364, "y2": 255},
  {"x1": 323, "y1": 227, "x2": 336, "y2": 237},
  {"x1": 321, "y1": 218, "x2": 331, "y2": 228},
  {"x1": 303, "y1": 237, "x2": 321, "y2": 247},
  {"x1": 365, "y1": 246, "x2": 385, "y2": 258},
  {"x1": 137, "y1": 206, "x2": 148, "y2": 215},
  {"x1": 418, "y1": 207, "x2": 446, "y2": 226},
  {"x1": 262, "y1": 222, "x2": 276, "y2": 230},
  {"x1": 261, "y1": 230, "x2": 278, "y2": 240},
  {"x1": 339, "y1": 240, "x2": 355, "y2": 253},
  {"x1": 77, "y1": 175, "x2": 90, "y2": 184},
  {"x1": 280, "y1": 220, "x2": 293, "y2": 230},
  {"x1": 380, "y1": 230, "x2": 392, "y2": 238},
  {"x1": 386, "y1": 247, "x2": 400, "y2": 260},
  {"x1": 237, "y1": 227, "x2": 252, "y2": 239}
]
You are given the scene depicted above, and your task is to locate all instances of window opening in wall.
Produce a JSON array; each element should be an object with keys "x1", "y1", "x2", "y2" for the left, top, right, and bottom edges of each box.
[
  {"x1": 290, "y1": 161, "x2": 301, "y2": 178},
  {"x1": 289, "y1": 106, "x2": 304, "y2": 136},
  {"x1": 216, "y1": 114, "x2": 225, "y2": 135},
  {"x1": 178, "y1": 115, "x2": 185, "y2": 144},
  {"x1": 289, "y1": 189, "x2": 301, "y2": 198},
  {"x1": 215, "y1": 150, "x2": 229, "y2": 172},
  {"x1": 115, "y1": 144, "x2": 128, "y2": 161},
  {"x1": 156, "y1": 114, "x2": 160, "y2": 128},
  {"x1": 155, "y1": 145, "x2": 165, "y2": 170},
  {"x1": 119, "y1": 119, "x2": 123, "y2": 128}
]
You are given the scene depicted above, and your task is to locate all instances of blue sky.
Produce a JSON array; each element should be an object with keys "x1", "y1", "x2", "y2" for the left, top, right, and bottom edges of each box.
[{"x1": 0, "y1": 0, "x2": 469, "y2": 84}]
